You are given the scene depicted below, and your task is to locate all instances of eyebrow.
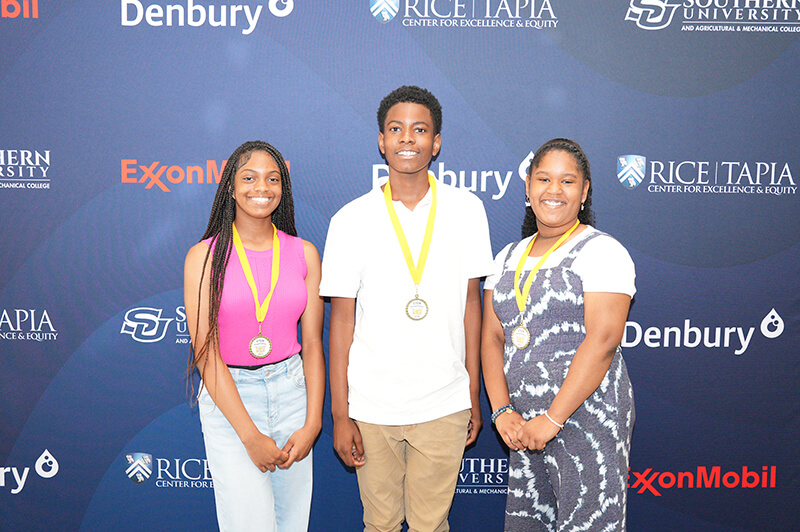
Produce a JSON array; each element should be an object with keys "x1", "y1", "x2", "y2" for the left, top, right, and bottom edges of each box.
[
  {"x1": 386, "y1": 119, "x2": 431, "y2": 127},
  {"x1": 533, "y1": 169, "x2": 579, "y2": 179}
]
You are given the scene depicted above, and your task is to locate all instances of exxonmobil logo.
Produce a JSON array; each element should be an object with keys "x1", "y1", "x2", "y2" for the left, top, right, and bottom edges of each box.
[
  {"x1": 629, "y1": 466, "x2": 777, "y2": 496},
  {"x1": 2, "y1": 0, "x2": 38, "y2": 18},
  {"x1": 120, "y1": 159, "x2": 290, "y2": 192}
]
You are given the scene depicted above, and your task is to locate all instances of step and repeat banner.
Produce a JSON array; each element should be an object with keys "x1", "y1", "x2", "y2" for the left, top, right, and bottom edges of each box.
[{"x1": 1, "y1": 1, "x2": 798, "y2": 530}]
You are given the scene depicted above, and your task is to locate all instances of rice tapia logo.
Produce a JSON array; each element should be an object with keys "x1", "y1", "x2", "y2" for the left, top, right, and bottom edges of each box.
[
  {"x1": 371, "y1": 0, "x2": 399, "y2": 22},
  {"x1": 125, "y1": 453, "x2": 153, "y2": 484}
]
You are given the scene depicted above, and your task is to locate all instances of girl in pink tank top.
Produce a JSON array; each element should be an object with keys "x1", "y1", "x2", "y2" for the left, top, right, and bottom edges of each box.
[{"x1": 184, "y1": 141, "x2": 324, "y2": 531}]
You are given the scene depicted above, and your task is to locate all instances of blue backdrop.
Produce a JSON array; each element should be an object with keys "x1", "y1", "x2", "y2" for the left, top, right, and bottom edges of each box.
[{"x1": 1, "y1": 1, "x2": 798, "y2": 530}]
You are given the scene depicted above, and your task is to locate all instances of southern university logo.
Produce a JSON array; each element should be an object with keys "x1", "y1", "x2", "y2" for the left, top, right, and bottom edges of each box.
[
  {"x1": 625, "y1": 0, "x2": 681, "y2": 30},
  {"x1": 120, "y1": 307, "x2": 174, "y2": 343},
  {"x1": 617, "y1": 155, "x2": 646, "y2": 189},
  {"x1": 371, "y1": 0, "x2": 399, "y2": 23},
  {"x1": 125, "y1": 453, "x2": 153, "y2": 484}
]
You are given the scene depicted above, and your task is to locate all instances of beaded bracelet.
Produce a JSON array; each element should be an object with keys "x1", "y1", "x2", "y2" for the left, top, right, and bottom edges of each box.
[
  {"x1": 491, "y1": 404, "x2": 516, "y2": 424},
  {"x1": 544, "y1": 411, "x2": 564, "y2": 429}
]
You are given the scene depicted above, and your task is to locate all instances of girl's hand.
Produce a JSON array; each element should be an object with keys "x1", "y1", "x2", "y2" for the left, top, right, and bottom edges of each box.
[
  {"x1": 278, "y1": 424, "x2": 321, "y2": 469},
  {"x1": 243, "y1": 432, "x2": 289, "y2": 472},
  {"x1": 516, "y1": 415, "x2": 561, "y2": 451},
  {"x1": 494, "y1": 410, "x2": 527, "y2": 451}
]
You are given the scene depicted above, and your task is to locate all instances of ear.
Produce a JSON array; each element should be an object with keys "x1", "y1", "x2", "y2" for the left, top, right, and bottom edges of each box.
[
  {"x1": 432, "y1": 133, "x2": 441, "y2": 157},
  {"x1": 525, "y1": 175, "x2": 531, "y2": 203},
  {"x1": 582, "y1": 178, "x2": 590, "y2": 203},
  {"x1": 378, "y1": 131, "x2": 386, "y2": 155}
]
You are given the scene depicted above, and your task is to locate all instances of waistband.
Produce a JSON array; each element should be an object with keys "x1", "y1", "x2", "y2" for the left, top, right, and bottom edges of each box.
[{"x1": 227, "y1": 353, "x2": 297, "y2": 371}]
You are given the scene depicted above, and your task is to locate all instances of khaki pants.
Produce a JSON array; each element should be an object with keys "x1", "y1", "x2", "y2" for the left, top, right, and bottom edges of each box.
[{"x1": 355, "y1": 410, "x2": 471, "y2": 532}]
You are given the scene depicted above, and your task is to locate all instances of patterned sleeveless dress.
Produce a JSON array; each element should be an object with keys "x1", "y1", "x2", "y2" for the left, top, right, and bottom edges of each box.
[{"x1": 492, "y1": 230, "x2": 635, "y2": 532}]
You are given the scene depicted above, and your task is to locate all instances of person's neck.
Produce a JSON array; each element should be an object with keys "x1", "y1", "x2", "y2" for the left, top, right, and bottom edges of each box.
[
  {"x1": 234, "y1": 216, "x2": 275, "y2": 251},
  {"x1": 386, "y1": 170, "x2": 430, "y2": 210},
  {"x1": 530, "y1": 221, "x2": 583, "y2": 255}
]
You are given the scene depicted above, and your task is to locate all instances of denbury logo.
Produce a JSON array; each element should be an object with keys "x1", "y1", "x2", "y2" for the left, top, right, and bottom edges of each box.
[
  {"x1": 121, "y1": 0, "x2": 294, "y2": 35},
  {"x1": 617, "y1": 155, "x2": 645, "y2": 190},
  {"x1": 125, "y1": 453, "x2": 153, "y2": 484},
  {"x1": 622, "y1": 309, "x2": 785, "y2": 356},
  {"x1": 371, "y1": 0, "x2": 399, "y2": 22},
  {"x1": 126, "y1": 452, "x2": 214, "y2": 488},
  {"x1": 120, "y1": 306, "x2": 188, "y2": 343},
  {"x1": 1, "y1": 0, "x2": 38, "y2": 19},
  {"x1": 615, "y1": 153, "x2": 797, "y2": 195},
  {"x1": 625, "y1": 0, "x2": 680, "y2": 30},
  {"x1": 372, "y1": 161, "x2": 515, "y2": 200},
  {"x1": 0, "y1": 449, "x2": 59, "y2": 494},
  {"x1": 761, "y1": 308, "x2": 783, "y2": 338},
  {"x1": 0, "y1": 149, "x2": 51, "y2": 190},
  {"x1": 629, "y1": 465, "x2": 777, "y2": 496}
]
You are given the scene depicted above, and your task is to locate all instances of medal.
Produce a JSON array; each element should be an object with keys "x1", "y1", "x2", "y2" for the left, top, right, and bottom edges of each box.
[
  {"x1": 233, "y1": 222, "x2": 280, "y2": 360},
  {"x1": 249, "y1": 334, "x2": 273, "y2": 358},
  {"x1": 406, "y1": 297, "x2": 429, "y2": 321},
  {"x1": 511, "y1": 325, "x2": 530, "y2": 349},
  {"x1": 384, "y1": 173, "x2": 437, "y2": 320},
  {"x1": 513, "y1": 219, "x2": 580, "y2": 348}
]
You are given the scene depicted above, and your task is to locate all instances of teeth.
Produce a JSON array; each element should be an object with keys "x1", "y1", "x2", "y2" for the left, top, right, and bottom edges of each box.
[
  {"x1": 543, "y1": 200, "x2": 563, "y2": 206},
  {"x1": 250, "y1": 197, "x2": 272, "y2": 204},
  {"x1": 397, "y1": 150, "x2": 417, "y2": 156}
]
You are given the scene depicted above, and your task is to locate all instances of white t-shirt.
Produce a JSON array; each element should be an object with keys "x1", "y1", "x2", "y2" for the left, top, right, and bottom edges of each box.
[
  {"x1": 484, "y1": 226, "x2": 636, "y2": 297},
  {"x1": 320, "y1": 182, "x2": 494, "y2": 425}
]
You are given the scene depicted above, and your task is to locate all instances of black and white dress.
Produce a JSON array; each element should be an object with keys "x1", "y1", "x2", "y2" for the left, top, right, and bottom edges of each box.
[{"x1": 487, "y1": 227, "x2": 636, "y2": 532}]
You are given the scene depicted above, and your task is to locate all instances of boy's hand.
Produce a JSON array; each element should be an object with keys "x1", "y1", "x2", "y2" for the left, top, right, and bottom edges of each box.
[{"x1": 333, "y1": 417, "x2": 366, "y2": 467}]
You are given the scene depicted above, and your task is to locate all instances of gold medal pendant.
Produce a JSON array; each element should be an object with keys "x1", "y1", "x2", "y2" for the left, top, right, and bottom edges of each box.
[
  {"x1": 406, "y1": 297, "x2": 429, "y2": 320},
  {"x1": 232, "y1": 222, "x2": 281, "y2": 361},
  {"x1": 385, "y1": 175, "x2": 437, "y2": 323},
  {"x1": 511, "y1": 325, "x2": 530, "y2": 349},
  {"x1": 249, "y1": 334, "x2": 273, "y2": 359}
]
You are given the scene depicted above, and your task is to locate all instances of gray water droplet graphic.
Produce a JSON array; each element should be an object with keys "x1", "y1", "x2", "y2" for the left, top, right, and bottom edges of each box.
[
  {"x1": 760, "y1": 309, "x2": 784, "y2": 339},
  {"x1": 35, "y1": 449, "x2": 58, "y2": 478}
]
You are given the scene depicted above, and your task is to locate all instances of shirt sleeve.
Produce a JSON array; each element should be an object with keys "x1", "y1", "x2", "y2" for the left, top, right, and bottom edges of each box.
[
  {"x1": 482, "y1": 242, "x2": 514, "y2": 292},
  {"x1": 572, "y1": 235, "x2": 636, "y2": 297},
  {"x1": 319, "y1": 209, "x2": 361, "y2": 298}
]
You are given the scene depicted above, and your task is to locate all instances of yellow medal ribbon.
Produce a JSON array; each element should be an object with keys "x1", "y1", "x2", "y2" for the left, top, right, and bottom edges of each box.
[
  {"x1": 232, "y1": 222, "x2": 280, "y2": 329},
  {"x1": 514, "y1": 219, "x2": 580, "y2": 313},
  {"x1": 384, "y1": 173, "x2": 437, "y2": 297}
]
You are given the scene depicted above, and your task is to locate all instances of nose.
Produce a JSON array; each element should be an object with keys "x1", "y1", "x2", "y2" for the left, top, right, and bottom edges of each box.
[
  {"x1": 400, "y1": 128, "x2": 414, "y2": 144},
  {"x1": 546, "y1": 179, "x2": 562, "y2": 193}
]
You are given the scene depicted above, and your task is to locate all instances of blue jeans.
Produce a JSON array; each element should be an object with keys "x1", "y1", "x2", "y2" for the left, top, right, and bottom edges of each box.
[{"x1": 199, "y1": 354, "x2": 312, "y2": 532}]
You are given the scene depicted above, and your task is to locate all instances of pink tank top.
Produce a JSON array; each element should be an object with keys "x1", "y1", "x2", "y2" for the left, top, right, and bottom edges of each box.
[{"x1": 205, "y1": 230, "x2": 308, "y2": 366}]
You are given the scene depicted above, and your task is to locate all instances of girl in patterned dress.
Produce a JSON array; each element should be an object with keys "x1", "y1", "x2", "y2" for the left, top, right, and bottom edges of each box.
[{"x1": 482, "y1": 138, "x2": 636, "y2": 531}]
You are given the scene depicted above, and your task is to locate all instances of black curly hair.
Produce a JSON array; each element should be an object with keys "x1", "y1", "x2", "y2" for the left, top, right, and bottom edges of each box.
[{"x1": 377, "y1": 85, "x2": 442, "y2": 135}]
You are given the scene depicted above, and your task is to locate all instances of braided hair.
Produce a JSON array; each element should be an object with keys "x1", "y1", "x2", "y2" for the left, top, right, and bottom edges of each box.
[
  {"x1": 187, "y1": 141, "x2": 296, "y2": 381},
  {"x1": 522, "y1": 138, "x2": 595, "y2": 239}
]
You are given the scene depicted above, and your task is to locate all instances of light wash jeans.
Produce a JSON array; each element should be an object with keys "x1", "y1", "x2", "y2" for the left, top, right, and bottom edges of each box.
[{"x1": 199, "y1": 354, "x2": 312, "y2": 532}]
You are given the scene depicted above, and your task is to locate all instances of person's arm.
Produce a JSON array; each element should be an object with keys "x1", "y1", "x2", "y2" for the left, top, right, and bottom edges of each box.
[
  {"x1": 515, "y1": 292, "x2": 631, "y2": 450},
  {"x1": 329, "y1": 296, "x2": 365, "y2": 467},
  {"x1": 464, "y1": 278, "x2": 484, "y2": 446},
  {"x1": 481, "y1": 289, "x2": 525, "y2": 450},
  {"x1": 184, "y1": 242, "x2": 288, "y2": 472},
  {"x1": 279, "y1": 241, "x2": 326, "y2": 468}
]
